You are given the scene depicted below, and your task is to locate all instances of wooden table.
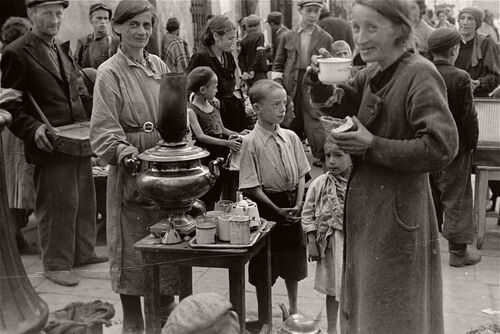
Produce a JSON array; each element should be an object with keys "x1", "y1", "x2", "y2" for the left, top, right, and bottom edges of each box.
[{"x1": 134, "y1": 224, "x2": 275, "y2": 334}]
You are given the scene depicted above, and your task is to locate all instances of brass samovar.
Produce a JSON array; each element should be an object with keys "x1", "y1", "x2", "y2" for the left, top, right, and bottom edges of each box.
[{"x1": 135, "y1": 73, "x2": 222, "y2": 242}]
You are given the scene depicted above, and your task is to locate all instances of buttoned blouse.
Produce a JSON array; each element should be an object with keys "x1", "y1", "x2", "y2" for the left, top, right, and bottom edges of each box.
[{"x1": 238, "y1": 123, "x2": 310, "y2": 193}]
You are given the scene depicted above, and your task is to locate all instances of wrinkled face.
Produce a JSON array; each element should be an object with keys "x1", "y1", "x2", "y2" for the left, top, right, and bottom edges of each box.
[
  {"x1": 255, "y1": 88, "x2": 287, "y2": 125},
  {"x1": 324, "y1": 143, "x2": 351, "y2": 175},
  {"x1": 298, "y1": 5, "x2": 321, "y2": 28},
  {"x1": 458, "y1": 12, "x2": 477, "y2": 37},
  {"x1": 333, "y1": 47, "x2": 351, "y2": 58},
  {"x1": 29, "y1": 4, "x2": 64, "y2": 38},
  {"x1": 214, "y1": 29, "x2": 236, "y2": 53},
  {"x1": 90, "y1": 9, "x2": 110, "y2": 35},
  {"x1": 201, "y1": 75, "x2": 218, "y2": 100},
  {"x1": 114, "y1": 11, "x2": 153, "y2": 51},
  {"x1": 351, "y1": 4, "x2": 401, "y2": 69}
]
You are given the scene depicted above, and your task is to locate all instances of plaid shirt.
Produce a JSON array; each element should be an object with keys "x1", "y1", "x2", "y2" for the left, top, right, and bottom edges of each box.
[{"x1": 161, "y1": 33, "x2": 190, "y2": 73}]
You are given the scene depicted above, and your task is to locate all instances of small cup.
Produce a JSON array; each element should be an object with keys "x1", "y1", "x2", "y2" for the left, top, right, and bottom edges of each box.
[
  {"x1": 230, "y1": 215, "x2": 251, "y2": 245},
  {"x1": 217, "y1": 214, "x2": 232, "y2": 242},
  {"x1": 196, "y1": 222, "x2": 216, "y2": 244}
]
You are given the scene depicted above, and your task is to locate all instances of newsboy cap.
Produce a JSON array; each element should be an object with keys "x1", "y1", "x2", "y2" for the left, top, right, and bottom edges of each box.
[
  {"x1": 266, "y1": 12, "x2": 283, "y2": 24},
  {"x1": 459, "y1": 6, "x2": 484, "y2": 30},
  {"x1": 428, "y1": 27, "x2": 462, "y2": 52},
  {"x1": 89, "y1": 3, "x2": 112, "y2": 18},
  {"x1": 297, "y1": 0, "x2": 324, "y2": 8},
  {"x1": 26, "y1": 0, "x2": 69, "y2": 8}
]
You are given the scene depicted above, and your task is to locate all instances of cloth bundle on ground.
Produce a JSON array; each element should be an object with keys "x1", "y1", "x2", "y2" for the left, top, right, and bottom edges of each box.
[
  {"x1": 42, "y1": 300, "x2": 115, "y2": 334},
  {"x1": 162, "y1": 293, "x2": 239, "y2": 334}
]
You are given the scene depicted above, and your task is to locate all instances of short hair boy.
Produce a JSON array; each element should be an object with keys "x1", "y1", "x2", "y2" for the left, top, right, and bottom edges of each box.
[
  {"x1": 428, "y1": 27, "x2": 481, "y2": 267},
  {"x1": 239, "y1": 79, "x2": 311, "y2": 325}
]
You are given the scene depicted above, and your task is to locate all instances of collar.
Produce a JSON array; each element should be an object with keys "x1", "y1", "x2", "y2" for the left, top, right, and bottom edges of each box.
[
  {"x1": 92, "y1": 32, "x2": 108, "y2": 41},
  {"x1": 204, "y1": 45, "x2": 219, "y2": 59},
  {"x1": 254, "y1": 122, "x2": 286, "y2": 145},
  {"x1": 297, "y1": 23, "x2": 316, "y2": 34},
  {"x1": 117, "y1": 47, "x2": 161, "y2": 78},
  {"x1": 276, "y1": 26, "x2": 286, "y2": 35},
  {"x1": 433, "y1": 59, "x2": 453, "y2": 66}
]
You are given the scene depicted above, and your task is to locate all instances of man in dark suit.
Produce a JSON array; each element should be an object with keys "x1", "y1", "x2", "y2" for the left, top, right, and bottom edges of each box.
[
  {"x1": 428, "y1": 28, "x2": 481, "y2": 267},
  {"x1": 266, "y1": 12, "x2": 289, "y2": 61},
  {"x1": 0, "y1": 0, "x2": 106, "y2": 286}
]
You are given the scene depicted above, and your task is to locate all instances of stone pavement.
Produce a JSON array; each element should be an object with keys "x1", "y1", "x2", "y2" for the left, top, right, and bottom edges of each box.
[{"x1": 19, "y1": 158, "x2": 500, "y2": 333}]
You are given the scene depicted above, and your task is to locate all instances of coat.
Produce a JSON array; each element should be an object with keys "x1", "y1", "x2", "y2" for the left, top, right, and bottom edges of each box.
[
  {"x1": 90, "y1": 49, "x2": 178, "y2": 295},
  {"x1": 272, "y1": 25, "x2": 333, "y2": 99},
  {"x1": 312, "y1": 53, "x2": 458, "y2": 333},
  {"x1": 0, "y1": 31, "x2": 88, "y2": 165}
]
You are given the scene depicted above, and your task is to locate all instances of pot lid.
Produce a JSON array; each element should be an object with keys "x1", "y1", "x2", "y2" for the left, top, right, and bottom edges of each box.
[
  {"x1": 281, "y1": 314, "x2": 321, "y2": 334},
  {"x1": 138, "y1": 140, "x2": 209, "y2": 162}
]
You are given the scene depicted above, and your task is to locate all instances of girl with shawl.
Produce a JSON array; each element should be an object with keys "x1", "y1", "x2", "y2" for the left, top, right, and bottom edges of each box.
[{"x1": 301, "y1": 135, "x2": 351, "y2": 334}]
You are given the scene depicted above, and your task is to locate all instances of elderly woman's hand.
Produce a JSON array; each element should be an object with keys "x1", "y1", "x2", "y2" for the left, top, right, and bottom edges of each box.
[
  {"x1": 331, "y1": 116, "x2": 374, "y2": 155},
  {"x1": 310, "y1": 48, "x2": 333, "y2": 74}
]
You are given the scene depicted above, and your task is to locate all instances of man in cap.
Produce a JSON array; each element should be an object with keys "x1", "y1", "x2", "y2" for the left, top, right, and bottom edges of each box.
[
  {"x1": 427, "y1": 27, "x2": 481, "y2": 267},
  {"x1": 74, "y1": 2, "x2": 119, "y2": 69},
  {"x1": 0, "y1": 0, "x2": 106, "y2": 286},
  {"x1": 238, "y1": 14, "x2": 268, "y2": 87},
  {"x1": 266, "y1": 11, "x2": 288, "y2": 61},
  {"x1": 272, "y1": 0, "x2": 333, "y2": 166},
  {"x1": 161, "y1": 17, "x2": 191, "y2": 73}
]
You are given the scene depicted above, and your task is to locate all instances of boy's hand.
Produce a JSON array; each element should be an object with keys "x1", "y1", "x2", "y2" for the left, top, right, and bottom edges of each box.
[
  {"x1": 307, "y1": 239, "x2": 320, "y2": 262},
  {"x1": 310, "y1": 48, "x2": 333, "y2": 74},
  {"x1": 226, "y1": 137, "x2": 242, "y2": 152},
  {"x1": 239, "y1": 129, "x2": 251, "y2": 136},
  {"x1": 278, "y1": 207, "x2": 301, "y2": 225}
]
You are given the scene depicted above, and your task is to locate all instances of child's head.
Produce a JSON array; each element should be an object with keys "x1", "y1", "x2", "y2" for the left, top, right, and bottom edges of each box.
[
  {"x1": 187, "y1": 66, "x2": 218, "y2": 100},
  {"x1": 428, "y1": 27, "x2": 462, "y2": 63},
  {"x1": 324, "y1": 135, "x2": 351, "y2": 175},
  {"x1": 332, "y1": 40, "x2": 352, "y2": 59},
  {"x1": 249, "y1": 79, "x2": 287, "y2": 126}
]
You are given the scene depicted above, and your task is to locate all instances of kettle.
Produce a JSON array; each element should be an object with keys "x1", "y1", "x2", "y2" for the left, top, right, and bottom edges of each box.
[{"x1": 230, "y1": 199, "x2": 261, "y2": 228}]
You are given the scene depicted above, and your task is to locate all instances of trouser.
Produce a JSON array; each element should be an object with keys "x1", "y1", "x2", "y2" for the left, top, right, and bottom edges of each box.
[
  {"x1": 430, "y1": 149, "x2": 475, "y2": 247},
  {"x1": 11, "y1": 208, "x2": 31, "y2": 250},
  {"x1": 34, "y1": 156, "x2": 97, "y2": 270},
  {"x1": 290, "y1": 69, "x2": 327, "y2": 160}
]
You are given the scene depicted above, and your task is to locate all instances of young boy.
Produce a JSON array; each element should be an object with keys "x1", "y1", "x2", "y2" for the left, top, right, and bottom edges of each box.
[
  {"x1": 239, "y1": 79, "x2": 311, "y2": 325},
  {"x1": 331, "y1": 40, "x2": 352, "y2": 59},
  {"x1": 302, "y1": 136, "x2": 351, "y2": 334},
  {"x1": 427, "y1": 27, "x2": 481, "y2": 267}
]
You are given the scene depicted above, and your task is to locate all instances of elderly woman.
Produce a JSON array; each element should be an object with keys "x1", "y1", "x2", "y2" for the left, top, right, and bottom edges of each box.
[
  {"x1": 455, "y1": 6, "x2": 500, "y2": 97},
  {"x1": 310, "y1": 0, "x2": 458, "y2": 332},
  {"x1": 89, "y1": 1, "x2": 177, "y2": 332}
]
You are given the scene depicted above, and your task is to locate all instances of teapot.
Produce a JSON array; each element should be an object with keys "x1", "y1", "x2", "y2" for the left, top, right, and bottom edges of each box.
[{"x1": 230, "y1": 199, "x2": 260, "y2": 228}]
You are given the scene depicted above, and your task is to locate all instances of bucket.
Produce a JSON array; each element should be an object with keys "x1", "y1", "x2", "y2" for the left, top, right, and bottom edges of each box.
[
  {"x1": 317, "y1": 57, "x2": 351, "y2": 84},
  {"x1": 196, "y1": 221, "x2": 216, "y2": 244},
  {"x1": 230, "y1": 216, "x2": 251, "y2": 245},
  {"x1": 217, "y1": 214, "x2": 232, "y2": 242}
]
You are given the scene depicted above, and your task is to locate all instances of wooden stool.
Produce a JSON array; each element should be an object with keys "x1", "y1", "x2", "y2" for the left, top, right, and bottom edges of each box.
[{"x1": 474, "y1": 166, "x2": 500, "y2": 249}]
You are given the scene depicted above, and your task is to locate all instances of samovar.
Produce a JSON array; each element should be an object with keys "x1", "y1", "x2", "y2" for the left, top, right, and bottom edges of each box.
[{"x1": 135, "y1": 73, "x2": 222, "y2": 242}]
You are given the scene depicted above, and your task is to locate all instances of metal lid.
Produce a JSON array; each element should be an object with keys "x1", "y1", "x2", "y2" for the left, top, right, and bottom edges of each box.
[{"x1": 138, "y1": 141, "x2": 209, "y2": 162}]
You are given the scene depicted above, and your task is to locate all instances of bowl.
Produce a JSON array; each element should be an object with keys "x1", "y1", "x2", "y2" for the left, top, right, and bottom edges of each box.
[{"x1": 317, "y1": 57, "x2": 351, "y2": 84}]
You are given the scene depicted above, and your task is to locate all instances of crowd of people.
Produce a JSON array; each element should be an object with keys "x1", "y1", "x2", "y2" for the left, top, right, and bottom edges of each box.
[{"x1": 0, "y1": 0, "x2": 499, "y2": 333}]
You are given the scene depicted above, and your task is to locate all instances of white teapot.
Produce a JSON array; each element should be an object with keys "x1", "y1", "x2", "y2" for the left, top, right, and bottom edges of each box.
[{"x1": 230, "y1": 199, "x2": 261, "y2": 228}]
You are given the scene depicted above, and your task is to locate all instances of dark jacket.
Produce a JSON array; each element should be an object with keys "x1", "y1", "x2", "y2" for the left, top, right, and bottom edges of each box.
[
  {"x1": 0, "y1": 31, "x2": 88, "y2": 165},
  {"x1": 434, "y1": 60, "x2": 478, "y2": 150},
  {"x1": 74, "y1": 33, "x2": 119, "y2": 69},
  {"x1": 272, "y1": 25, "x2": 333, "y2": 98},
  {"x1": 319, "y1": 16, "x2": 354, "y2": 51},
  {"x1": 271, "y1": 26, "x2": 289, "y2": 60},
  {"x1": 238, "y1": 30, "x2": 268, "y2": 74}
]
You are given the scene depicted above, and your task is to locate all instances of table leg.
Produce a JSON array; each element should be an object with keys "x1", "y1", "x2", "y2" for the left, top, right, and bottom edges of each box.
[
  {"x1": 264, "y1": 235, "x2": 272, "y2": 330},
  {"x1": 476, "y1": 170, "x2": 489, "y2": 249},
  {"x1": 144, "y1": 257, "x2": 161, "y2": 334},
  {"x1": 179, "y1": 266, "x2": 192, "y2": 300},
  {"x1": 229, "y1": 262, "x2": 246, "y2": 333}
]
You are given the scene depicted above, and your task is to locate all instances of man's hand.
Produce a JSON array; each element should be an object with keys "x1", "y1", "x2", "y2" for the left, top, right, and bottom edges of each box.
[
  {"x1": 331, "y1": 116, "x2": 374, "y2": 155},
  {"x1": 307, "y1": 239, "x2": 320, "y2": 262},
  {"x1": 34, "y1": 124, "x2": 54, "y2": 152}
]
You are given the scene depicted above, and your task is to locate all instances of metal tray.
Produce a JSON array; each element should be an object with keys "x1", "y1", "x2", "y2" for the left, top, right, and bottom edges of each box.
[{"x1": 189, "y1": 231, "x2": 262, "y2": 249}]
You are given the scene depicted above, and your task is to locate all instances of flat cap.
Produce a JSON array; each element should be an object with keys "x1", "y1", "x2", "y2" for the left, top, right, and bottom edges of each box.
[
  {"x1": 26, "y1": 0, "x2": 68, "y2": 8},
  {"x1": 428, "y1": 27, "x2": 462, "y2": 52},
  {"x1": 89, "y1": 3, "x2": 112, "y2": 18},
  {"x1": 245, "y1": 14, "x2": 261, "y2": 27},
  {"x1": 297, "y1": 0, "x2": 324, "y2": 8},
  {"x1": 266, "y1": 11, "x2": 283, "y2": 24}
]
